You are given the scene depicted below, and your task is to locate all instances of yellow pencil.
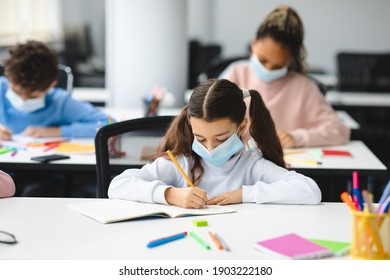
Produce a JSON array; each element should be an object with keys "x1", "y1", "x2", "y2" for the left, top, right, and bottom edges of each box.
[
  {"x1": 284, "y1": 156, "x2": 322, "y2": 166},
  {"x1": 167, "y1": 150, "x2": 195, "y2": 188}
]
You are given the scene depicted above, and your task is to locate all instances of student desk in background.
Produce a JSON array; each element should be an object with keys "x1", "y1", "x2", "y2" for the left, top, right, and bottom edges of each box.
[
  {"x1": 284, "y1": 141, "x2": 386, "y2": 177},
  {"x1": 101, "y1": 107, "x2": 360, "y2": 130},
  {"x1": 326, "y1": 90, "x2": 390, "y2": 108},
  {"x1": 0, "y1": 139, "x2": 97, "y2": 173},
  {"x1": 0, "y1": 197, "x2": 351, "y2": 260},
  {"x1": 285, "y1": 141, "x2": 387, "y2": 202}
]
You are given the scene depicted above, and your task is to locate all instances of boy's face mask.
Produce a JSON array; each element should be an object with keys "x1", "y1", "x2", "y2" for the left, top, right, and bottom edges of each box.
[
  {"x1": 250, "y1": 54, "x2": 288, "y2": 82},
  {"x1": 6, "y1": 87, "x2": 45, "y2": 113},
  {"x1": 192, "y1": 131, "x2": 244, "y2": 167}
]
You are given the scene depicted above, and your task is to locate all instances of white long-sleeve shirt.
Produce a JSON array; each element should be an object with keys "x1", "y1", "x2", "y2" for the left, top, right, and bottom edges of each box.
[{"x1": 108, "y1": 150, "x2": 321, "y2": 205}]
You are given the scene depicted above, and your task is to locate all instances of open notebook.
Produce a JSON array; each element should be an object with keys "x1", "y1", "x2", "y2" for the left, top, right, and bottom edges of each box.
[{"x1": 68, "y1": 199, "x2": 236, "y2": 224}]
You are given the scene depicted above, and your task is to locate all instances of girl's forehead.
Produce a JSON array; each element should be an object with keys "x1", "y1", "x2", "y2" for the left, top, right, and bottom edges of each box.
[
  {"x1": 190, "y1": 117, "x2": 237, "y2": 135},
  {"x1": 252, "y1": 37, "x2": 291, "y2": 62}
]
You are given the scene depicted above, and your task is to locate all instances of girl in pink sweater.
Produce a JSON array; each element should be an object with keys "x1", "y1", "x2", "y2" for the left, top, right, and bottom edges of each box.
[
  {"x1": 222, "y1": 5, "x2": 350, "y2": 148},
  {"x1": 0, "y1": 170, "x2": 15, "y2": 198}
]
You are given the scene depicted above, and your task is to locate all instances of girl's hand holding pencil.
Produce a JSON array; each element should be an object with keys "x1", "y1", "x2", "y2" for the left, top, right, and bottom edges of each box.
[
  {"x1": 166, "y1": 150, "x2": 208, "y2": 209},
  {"x1": 165, "y1": 186, "x2": 208, "y2": 209}
]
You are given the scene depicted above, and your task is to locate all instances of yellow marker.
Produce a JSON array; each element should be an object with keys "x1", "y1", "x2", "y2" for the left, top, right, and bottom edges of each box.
[
  {"x1": 284, "y1": 156, "x2": 322, "y2": 166},
  {"x1": 167, "y1": 150, "x2": 195, "y2": 188}
]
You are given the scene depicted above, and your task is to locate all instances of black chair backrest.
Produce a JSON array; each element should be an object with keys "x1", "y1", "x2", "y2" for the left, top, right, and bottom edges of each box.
[
  {"x1": 337, "y1": 52, "x2": 390, "y2": 92},
  {"x1": 204, "y1": 56, "x2": 249, "y2": 80},
  {"x1": 95, "y1": 116, "x2": 175, "y2": 198},
  {"x1": 0, "y1": 64, "x2": 73, "y2": 93}
]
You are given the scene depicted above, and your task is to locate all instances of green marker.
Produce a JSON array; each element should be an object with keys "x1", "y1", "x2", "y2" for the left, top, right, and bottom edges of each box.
[
  {"x1": 189, "y1": 231, "x2": 210, "y2": 250},
  {"x1": 0, "y1": 147, "x2": 13, "y2": 155}
]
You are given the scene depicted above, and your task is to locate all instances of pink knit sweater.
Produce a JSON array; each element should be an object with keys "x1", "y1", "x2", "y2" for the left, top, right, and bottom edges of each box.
[
  {"x1": 0, "y1": 170, "x2": 15, "y2": 198},
  {"x1": 222, "y1": 61, "x2": 350, "y2": 147}
]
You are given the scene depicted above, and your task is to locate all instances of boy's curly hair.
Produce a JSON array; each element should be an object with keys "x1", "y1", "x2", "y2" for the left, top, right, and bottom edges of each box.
[{"x1": 4, "y1": 40, "x2": 58, "y2": 94}]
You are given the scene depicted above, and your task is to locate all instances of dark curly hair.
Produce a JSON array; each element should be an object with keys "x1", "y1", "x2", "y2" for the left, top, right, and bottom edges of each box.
[{"x1": 4, "y1": 40, "x2": 58, "y2": 95}]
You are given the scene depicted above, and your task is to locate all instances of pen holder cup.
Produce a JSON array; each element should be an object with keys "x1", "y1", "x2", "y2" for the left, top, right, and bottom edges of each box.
[
  {"x1": 144, "y1": 99, "x2": 159, "y2": 117},
  {"x1": 350, "y1": 211, "x2": 390, "y2": 259}
]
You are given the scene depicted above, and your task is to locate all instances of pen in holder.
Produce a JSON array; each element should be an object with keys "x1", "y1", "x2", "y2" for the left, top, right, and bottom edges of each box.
[
  {"x1": 350, "y1": 210, "x2": 390, "y2": 259},
  {"x1": 143, "y1": 86, "x2": 167, "y2": 117},
  {"x1": 108, "y1": 135, "x2": 125, "y2": 159},
  {"x1": 144, "y1": 97, "x2": 160, "y2": 117}
]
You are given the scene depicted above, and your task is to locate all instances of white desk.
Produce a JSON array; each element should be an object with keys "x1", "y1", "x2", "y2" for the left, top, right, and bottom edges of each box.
[
  {"x1": 0, "y1": 138, "x2": 385, "y2": 178},
  {"x1": 310, "y1": 73, "x2": 337, "y2": 89},
  {"x1": 102, "y1": 107, "x2": 360, "y2": 130},
  {"x1": 284, "y1": 140, "x2": 387, "y2": 176},
  {"x1": 73, "y1": 87, "x2": 110, "y2": 105},
  {"x1": 326, "y1": 90, "x2": 390, "y2": 107},
  {"x1": 101, "y1": 107, "x2": 181, "y2": 121},
  {"x1": 0, "y1": 197, "x2": 351, "y2": 260},
  {"x1": 336, "y1": 111, "x2": 359, "y2": 129}
]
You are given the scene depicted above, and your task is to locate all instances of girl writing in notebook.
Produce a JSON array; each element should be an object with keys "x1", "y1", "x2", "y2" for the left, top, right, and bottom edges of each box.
[
  {"x1": 220, "y1": 5, "x2": 350, "y2": 148},
  {"x1": 109, "y1": 79, "x2": 321, "y2": 208}
]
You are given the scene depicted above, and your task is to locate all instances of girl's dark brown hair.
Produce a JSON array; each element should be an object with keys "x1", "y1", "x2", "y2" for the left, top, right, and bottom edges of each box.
[
  {"x1": 155, "y1": 79, "x2": 285, "y2": 185},
  {"x1": 255, "y1": 5, "x2": 307, "y2": 74},
  {"x1": 4, "y1": 40, "x2": 58, "y2": 94}
]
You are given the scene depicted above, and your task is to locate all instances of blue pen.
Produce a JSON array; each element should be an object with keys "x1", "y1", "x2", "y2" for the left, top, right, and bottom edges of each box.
[
  {"x1": 383, "y1": 199, "x2": 390, "y2": 213},
  {"x1": 379, "y1": 180, "x2": 390, "y2": 204},
  {"x1": 147, "y1": 232, "x2": 187, "y2": 248}
]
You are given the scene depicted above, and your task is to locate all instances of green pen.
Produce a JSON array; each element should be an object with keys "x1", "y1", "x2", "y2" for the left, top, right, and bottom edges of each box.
[
  {"x1": 189, "y1": 231, "x2": 210, "y2": 250},
  {"x1": 0, "y1": 147, "x2": 13, "y2": 155},
  {"x1": 314, "y1": 149, "x2": 323, "y2": 160}
]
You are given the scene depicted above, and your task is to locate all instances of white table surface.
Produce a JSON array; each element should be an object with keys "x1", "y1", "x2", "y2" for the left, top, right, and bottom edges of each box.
[
  {"x1": 101, "y1": 107, "x2": 359, "y2": 129},
  {"x1": 326, "y1": 90, "x2": 390, "y2": 107},
  {"x1": 0, "y1": 197, "x2": 351, "y2": 260},
  {"x1": 1, "y1": 138, "x2": 385, "y2": 176},
  {"x1": 284, "y1": 140, "x2": 386, "y2": 172}
]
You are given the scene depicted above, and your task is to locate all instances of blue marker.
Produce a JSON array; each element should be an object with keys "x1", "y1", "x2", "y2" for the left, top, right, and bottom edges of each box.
[
  {"x1": 376, "y1": 180, "x2": 390, "y2": 213},
  {"x1": 147, "y1": 232, "x2": 187, "y2": 248}
]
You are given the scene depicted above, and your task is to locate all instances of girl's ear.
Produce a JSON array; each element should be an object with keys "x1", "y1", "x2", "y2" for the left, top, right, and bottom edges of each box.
[{"x1": 238, "y1": 118, "x2": 248, "y2": 138}]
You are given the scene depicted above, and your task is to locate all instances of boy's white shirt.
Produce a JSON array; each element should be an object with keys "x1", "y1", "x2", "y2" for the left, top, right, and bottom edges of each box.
[{"x1": 108, "y1": 149, "x2": 321, "y2": 205}]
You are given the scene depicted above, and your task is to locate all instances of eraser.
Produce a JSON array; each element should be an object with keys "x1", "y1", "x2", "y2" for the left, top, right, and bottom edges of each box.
[{"x1": 193, "y1": 219, "x2": 208, "y2": 227}]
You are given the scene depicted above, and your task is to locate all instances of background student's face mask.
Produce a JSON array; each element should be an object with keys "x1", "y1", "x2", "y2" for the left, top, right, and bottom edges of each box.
[
  {"x1": 6, "y1": 88, "x2": 45, "y2": 113},
  {"x1": 250, "y1": 54, "x2": 288, "y2": 82},
  {"x1": 192, "y1": 132, "x2": 244, "y2": 167}
]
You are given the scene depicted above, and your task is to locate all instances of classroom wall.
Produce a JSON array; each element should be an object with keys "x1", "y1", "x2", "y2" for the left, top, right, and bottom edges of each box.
[{"x1": 188, "y1": 0, "x2": 390, "y2": 74}]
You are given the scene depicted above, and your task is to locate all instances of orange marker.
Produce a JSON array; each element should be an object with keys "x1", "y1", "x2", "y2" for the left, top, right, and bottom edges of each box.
[
  {"x1": 208, "y1": 231, "x2": 223, "y2": 250},
  {"x1": 340, "y1": 192, "x2": 357, "y2": 211}
]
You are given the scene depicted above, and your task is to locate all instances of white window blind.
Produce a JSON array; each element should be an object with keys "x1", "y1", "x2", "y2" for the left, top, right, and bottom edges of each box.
[{"x1": 0, "y1": 0, "x2": 61, "y2": 46}]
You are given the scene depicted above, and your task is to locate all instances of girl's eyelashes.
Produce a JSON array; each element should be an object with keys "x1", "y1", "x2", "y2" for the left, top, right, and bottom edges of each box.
[{"x1": 217, "y1": 138, "x2": 228, "y2": 143}]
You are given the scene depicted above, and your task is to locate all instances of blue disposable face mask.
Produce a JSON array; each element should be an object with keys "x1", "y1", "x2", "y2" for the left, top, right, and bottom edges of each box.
[
  {"x1": 6, "y1": 88, "x2": 45, "y2": 113},
  {"x1": 250, "y1": 54, "x2": 288, "y2": 82},
  {"x1": 192, "y1": 132, "x2": 244, "y2": 167}
]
